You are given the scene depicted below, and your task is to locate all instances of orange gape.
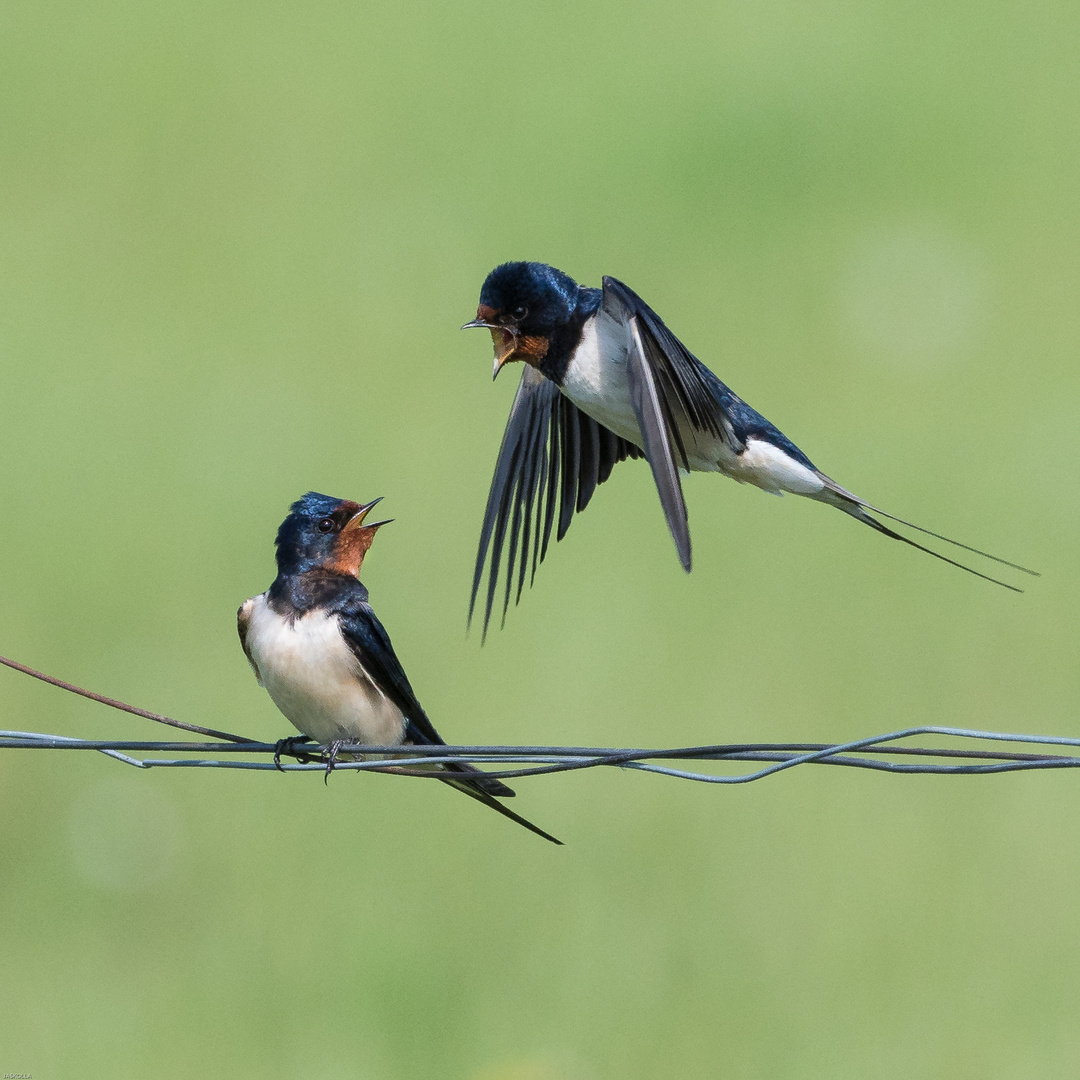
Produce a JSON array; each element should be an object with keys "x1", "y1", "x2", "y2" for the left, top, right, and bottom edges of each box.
[{"x1": 513, "y1": 334, "x2": 550, "y2": 365}]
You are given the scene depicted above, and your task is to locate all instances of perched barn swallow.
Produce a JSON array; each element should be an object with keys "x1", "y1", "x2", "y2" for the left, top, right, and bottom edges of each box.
[
  {"x1": 463, "y1": 261, "x2": 1036, "y2": 634},
  {"x1": 238, "y1": 491, "x2": 560, "y2": 844}
]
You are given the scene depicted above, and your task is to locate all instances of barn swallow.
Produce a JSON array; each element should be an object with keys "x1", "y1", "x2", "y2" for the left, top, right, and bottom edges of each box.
[
  {"x1": 463, "y1": 261, "x2": 1037, "y2": 634},
  {"x1": 238, "y1": 491, "x2": 560, "y2": 844}
]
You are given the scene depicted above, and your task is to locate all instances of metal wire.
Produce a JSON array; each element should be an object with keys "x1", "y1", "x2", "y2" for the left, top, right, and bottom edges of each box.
[
  {"x1": 2, "y1": 652, "x2": 1079, "y2": 783},
  {"x1": 3, "y1": 728, "x2": 1080, "y2": 782}
]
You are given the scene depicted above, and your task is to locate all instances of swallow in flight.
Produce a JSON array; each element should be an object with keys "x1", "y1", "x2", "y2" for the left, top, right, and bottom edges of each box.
[
  {"x1": 463, "y1": 261, "x2": 1036, "y2": 634},
  {"x1": 238, "y1": 491, "x2": 560, "y2": 844}
]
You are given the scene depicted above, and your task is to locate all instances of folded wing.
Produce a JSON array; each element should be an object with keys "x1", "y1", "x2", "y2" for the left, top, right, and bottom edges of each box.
[
  {"x1": 340, "y1": 601, "x2": 568, "y2": 846},
  {"x1": 602, "y1": 276, "x2": 745, "y2": 575}
]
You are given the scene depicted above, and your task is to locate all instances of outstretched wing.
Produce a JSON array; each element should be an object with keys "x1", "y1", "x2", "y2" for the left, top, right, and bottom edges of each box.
[
  {"x1": 602, "y1": 276, "x2": 747, "y2": 574},
  {"x1": 471, "y1": 365, "x2": 643, "y2": 639}
]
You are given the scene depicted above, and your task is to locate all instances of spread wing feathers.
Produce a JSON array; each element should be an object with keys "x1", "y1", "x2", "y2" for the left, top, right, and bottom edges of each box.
[
  {"x1": 626, "y1": 316, "x2": 693, "y2": 572},
  {"x1": 470, "y1": 365, "x2": 642, "y2": 639},
  {"x1": 601, "y1": 276, "x2": 741, "y2": 453}
]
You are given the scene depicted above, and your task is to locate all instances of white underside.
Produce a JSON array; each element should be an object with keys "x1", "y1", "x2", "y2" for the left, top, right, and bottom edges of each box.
[
  {"x1": 243, "y1": 594, "x2": 406, "y2": 747},
  {"x1": 560, "y1": 318, "x2": 825, "y2": 498}
]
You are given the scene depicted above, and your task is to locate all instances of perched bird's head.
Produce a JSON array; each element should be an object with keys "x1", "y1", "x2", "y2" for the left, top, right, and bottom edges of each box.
[
  {"x1": 462, "y1": 261, "x2": 580, "y2": 379},
  {"x1": 274, "y1": 491, "x2": 391, "y2": 578}
]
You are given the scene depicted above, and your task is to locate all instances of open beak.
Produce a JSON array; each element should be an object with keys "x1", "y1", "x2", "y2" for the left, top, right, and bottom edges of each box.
[
  {"x1": 461, "y1": 315, "x2": 518, "y2": 380},
  {"x1": 343, "y1": 498, "x2": 393, "y2": 532}
]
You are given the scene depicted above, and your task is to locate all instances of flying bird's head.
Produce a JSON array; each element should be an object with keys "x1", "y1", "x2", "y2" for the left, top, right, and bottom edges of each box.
[
  {"x1": 463, "y1": 261, "x2": 580, "y2": 379},
  {"x1": 274, "y1": 491, "x2": 392, "y2": 578}
]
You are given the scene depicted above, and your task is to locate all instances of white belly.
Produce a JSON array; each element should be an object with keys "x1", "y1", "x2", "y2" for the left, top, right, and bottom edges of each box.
[
  {"x1": 559, "y1": 313, "x2": 735, "y2": 475},
  {"x1": 245, "y1": 594, "x2": 405, "y2": 747},
  {"x1": 560, "y1": 310, "x2": 642, "y2": 444},
  {"x1": 560, "y1": 317, "x2": 824, "y2": 496},
  {"x1": 716, "y1": 437, "x2": 825, "y2": 496}
]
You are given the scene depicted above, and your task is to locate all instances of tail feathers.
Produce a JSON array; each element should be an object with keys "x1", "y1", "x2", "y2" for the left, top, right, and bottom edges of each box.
[
  {"x1": 860, "y1": 505, "x2": 1038, "y2": 576},
  {"x1": 818, "y1": 478, "x2": 1038, "y2": 592},
  {"x1": 445, "y1": 759, "x2": 516, "y2": 798},
  {"x1": 440, "y1": 764, "x2": 563, "y2": 845}
]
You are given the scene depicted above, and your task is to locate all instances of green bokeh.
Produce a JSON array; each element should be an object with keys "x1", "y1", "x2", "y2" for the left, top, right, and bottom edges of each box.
[{"x1": 1, "y1": 1, "x2": 1078, "y2": 1076}]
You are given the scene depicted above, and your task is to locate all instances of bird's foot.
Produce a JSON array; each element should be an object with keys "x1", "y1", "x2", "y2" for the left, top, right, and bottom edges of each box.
[
  {"x1": 273, "y1": 735, "x2": 315, "y2": 771},
  {"x1": 323, "y1": 739, "x2": 347, "y2": 784}
]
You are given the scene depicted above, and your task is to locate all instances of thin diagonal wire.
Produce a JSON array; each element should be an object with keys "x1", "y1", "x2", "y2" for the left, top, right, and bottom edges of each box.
[{"x1": 0, "y1": 654, "x2": 254, "y2": 743}]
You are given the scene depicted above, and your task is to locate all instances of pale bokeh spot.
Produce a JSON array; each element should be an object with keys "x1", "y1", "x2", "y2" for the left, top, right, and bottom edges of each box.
[
  {"x1": 470, "y1": 1062, "x2": 557, "y2": 1080},
  {"x1": 66, "y1": 776, "x2": 184, "y2": 891},
  {"x1": 471, "y1": 1059, "x2": 575, "y2": 1080},
  {"x1": 839, "y1": 221, "x2": 991, "y2": 369}
]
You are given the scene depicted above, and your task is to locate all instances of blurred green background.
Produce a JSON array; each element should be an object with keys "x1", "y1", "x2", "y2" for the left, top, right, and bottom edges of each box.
[{"x1": 1, "y1": 0, "x2": 1078, "y2": 1076}]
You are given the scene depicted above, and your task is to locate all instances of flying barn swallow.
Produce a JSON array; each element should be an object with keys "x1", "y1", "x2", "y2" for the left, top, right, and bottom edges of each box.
[
  {"x1": 463, "y1": 261, "x2": 1036, "y2": 634},
  {"x1": 238, "y1": 492, "x2": 561, "y2": 844}
]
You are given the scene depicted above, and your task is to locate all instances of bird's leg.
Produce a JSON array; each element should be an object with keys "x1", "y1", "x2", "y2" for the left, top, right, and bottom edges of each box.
[
  {"x1": 273, "y1": 735, "x2": 315, "y2": 770},
  {"x1": 322, "y1": 739, "x2": 347, "y2": 784}
]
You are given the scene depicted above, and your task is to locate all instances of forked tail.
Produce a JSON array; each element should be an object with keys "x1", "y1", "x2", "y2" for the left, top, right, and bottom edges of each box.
[
  {"x1": 818, "y1": 478, "x2": 1039, "y2": 592},
  {"x1": 441, "y1": 763, "x2": 563, "y2": 845}
]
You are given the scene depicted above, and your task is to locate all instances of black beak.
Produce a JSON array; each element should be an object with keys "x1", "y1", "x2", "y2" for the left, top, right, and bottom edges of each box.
[{"x1": 343, "y1": 498, "x2": 393, "y2": 532}]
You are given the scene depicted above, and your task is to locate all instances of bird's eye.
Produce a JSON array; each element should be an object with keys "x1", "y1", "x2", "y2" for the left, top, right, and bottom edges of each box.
[
  {"x1": 316, "y1": 517, "x2": 335, "y2": 533},
  {"x1": 510, "y1": 305, "x2": 528, "y2": 321}
]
